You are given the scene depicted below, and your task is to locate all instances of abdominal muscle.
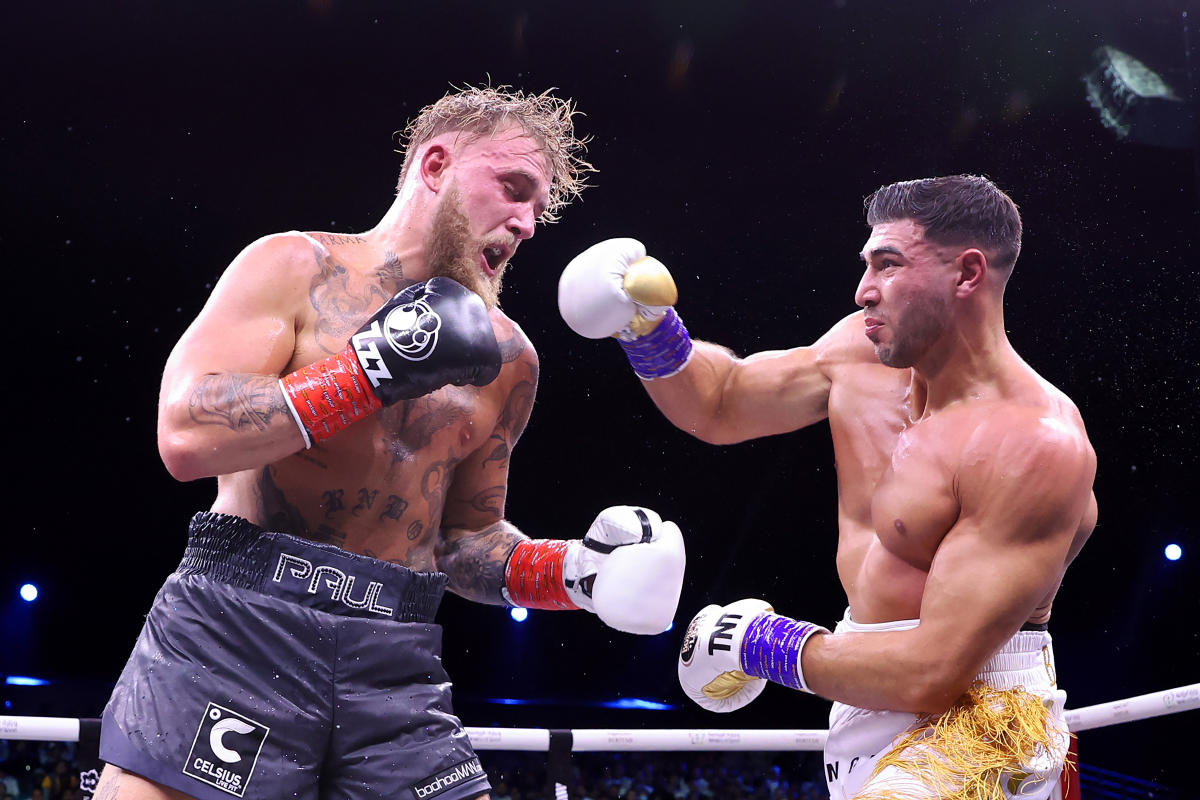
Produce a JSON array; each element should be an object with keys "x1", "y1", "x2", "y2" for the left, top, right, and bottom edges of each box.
[
  {"x1": 208, "y1": 407, "x2": 473, "y2": 570},
  {"x1": 836, "y1": 518, "x2": 931, "y2": 624}
]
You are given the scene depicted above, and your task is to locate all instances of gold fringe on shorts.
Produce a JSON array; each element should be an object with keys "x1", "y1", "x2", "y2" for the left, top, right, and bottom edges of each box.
[{"x1": 856, "y1": 682, "x2": 1071, "y2": 800}]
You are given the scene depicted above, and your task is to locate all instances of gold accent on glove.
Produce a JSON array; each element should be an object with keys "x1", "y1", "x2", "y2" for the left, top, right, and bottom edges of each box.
[
  {"x1": 623, "y1": 257, "x2": 678, "y2": 306},
  {"x1": 702, "y1": 670, "x2": 759, "y2": 700},
  {"x1": 620, "y1": 257, "x2": 678, "y2": 338}
]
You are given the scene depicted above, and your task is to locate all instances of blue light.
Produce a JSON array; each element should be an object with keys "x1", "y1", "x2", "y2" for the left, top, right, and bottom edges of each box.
[
  {"x1": 19, "y1": 583, "x2": 38, "y2": 602},
  {"x1": 5, "y1": 675, "x2": 51, "y2": 687},
  {"x1": 509, "y1": 607, "x2": 528, "y2": 622},
  {"x1": 601, "y1": 698, "x2": 675, "y2": 710},
  {"x1": 1164, "y1": 543, "x2": 1182, "y2": 561}
]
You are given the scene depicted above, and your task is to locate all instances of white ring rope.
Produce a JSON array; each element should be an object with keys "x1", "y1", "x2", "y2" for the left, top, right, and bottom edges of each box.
[
  {"x1": 1, "y1": 683, "x2": 1195, "y2": 750},
  {"x1": 0, "y1": 715, "x2": 80, "y2": 743}
]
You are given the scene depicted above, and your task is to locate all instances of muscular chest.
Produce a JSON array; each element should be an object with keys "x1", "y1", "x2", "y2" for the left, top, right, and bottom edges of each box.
[{"x1": 869, "y1": 424, "x2": 960, "y2": 568}]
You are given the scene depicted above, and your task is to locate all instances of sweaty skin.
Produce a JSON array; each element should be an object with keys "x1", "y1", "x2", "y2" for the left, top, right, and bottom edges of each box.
[
  {"x1": 101, "y1": 118, "x2": 564, "y2": 800},
  {"x1": 644, "y1": 218, "x2": 1097, "y2": 713},
  {"x1": 156, "y1": 128, "x2": 553, "y2": 604},
  {"x1": 220, "y1": 233, "x2": 538, "y2": 585}
]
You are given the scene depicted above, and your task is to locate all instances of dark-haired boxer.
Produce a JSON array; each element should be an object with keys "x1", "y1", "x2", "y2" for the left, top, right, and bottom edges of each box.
[
  {"x1": 96, "y1": 86, "x2": 686, "y2": 800},
  {"x1": 560, "y1": 175, "x2": 1097, "y2": 799}
]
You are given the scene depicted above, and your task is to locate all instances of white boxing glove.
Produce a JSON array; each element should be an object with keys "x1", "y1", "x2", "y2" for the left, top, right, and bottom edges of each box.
[
  {"x1": 558, "y1": 238, "x2": 678, "y2": 340},
  {"x1": 678, "y1": 599, "x2": 772, "y2": 712},
  {"x1": 502, "y1": 506, "x2": 686, "y2": 635},
  {"x1": 559, "y1": 239, "x2": 694, "y2": 380},
  {"x1": 678, "y1": 599, "x2": 829, "y2": 712},
  {"x1": 566, "y1": 505, "x2": 686, "y2": 634}
]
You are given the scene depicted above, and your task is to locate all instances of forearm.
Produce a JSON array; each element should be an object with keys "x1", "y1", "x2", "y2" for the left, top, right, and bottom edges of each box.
[
  {"x1": 438, "y1": 507, "x2": 685, "y2": 637},
  {"x1": 436, "y1": 520, "x2": 526, "y2": 605},
  {"x1": 803, "y1": 628, "x2": 972, "y2": 713},
  {"x1": 642, "y1": 340, "x2": 742, "y2": 444},
  {"x1": 159, "y1": 372, "x2": 307, "y2": 481}
]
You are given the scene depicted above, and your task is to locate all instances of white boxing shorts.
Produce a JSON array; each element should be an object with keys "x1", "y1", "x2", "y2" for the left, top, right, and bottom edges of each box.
[{"x1": 823, "y1": 611, "x2": 1069, "y2": 800}]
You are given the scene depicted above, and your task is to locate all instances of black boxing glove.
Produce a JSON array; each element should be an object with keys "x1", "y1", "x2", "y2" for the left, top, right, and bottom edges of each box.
[{"x1": 280, "y1": 277, "x2": 502, "y2": 446}]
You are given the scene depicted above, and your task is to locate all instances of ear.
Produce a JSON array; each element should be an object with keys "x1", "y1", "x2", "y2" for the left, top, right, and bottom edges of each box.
[
  {"x1": 954, "y1": 248, "x2": 987, "y2": 297},
  {"x1": 419, "y1": 143, "x2": 451, "y2": 192}
]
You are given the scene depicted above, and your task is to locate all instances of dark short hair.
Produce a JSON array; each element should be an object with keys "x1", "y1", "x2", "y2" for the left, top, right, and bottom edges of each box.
[{"x1": 864, "y1": 175, "x2": 1023, "y2": 270}]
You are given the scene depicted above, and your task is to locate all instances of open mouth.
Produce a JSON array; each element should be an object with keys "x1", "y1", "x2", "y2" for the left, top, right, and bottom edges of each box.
[{"x1": 482, "y1": 246, "x2": 506, "y2": 275}]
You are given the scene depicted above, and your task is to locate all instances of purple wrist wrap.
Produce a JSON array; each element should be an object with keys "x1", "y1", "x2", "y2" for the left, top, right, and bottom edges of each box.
[
  {"x1": 618, "y1": 308, "x2": 694, "y2": 379},
  {"x1": 740, "y1": 613, "x2": 824, "y2": 693}
]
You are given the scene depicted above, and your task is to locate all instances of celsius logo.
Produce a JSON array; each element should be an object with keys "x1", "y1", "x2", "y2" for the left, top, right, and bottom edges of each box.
[
  {"x1": 383, "y1": 296, "x2": 442, "y2": 361},
  {"x1": 211, "y1": 715, "x2": 256, "y2": 763},
  {"x1": 183, "y1": 703, "x2": 269, "y2": 797}
]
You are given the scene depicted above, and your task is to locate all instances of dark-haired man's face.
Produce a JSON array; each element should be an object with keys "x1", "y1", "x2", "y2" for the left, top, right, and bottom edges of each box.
[{"x1": 854, "y1": 219, "x2": 957, "y2": 368}]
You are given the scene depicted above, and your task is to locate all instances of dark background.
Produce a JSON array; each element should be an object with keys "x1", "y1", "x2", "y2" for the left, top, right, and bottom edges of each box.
[{"x1": 3, "y1": 0, "x2": 1197, "y2": 791}]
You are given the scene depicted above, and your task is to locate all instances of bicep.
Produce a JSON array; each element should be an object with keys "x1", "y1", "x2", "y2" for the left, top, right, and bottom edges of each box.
[
  {"x1": 918, "y1": 428, "x2": 1096, "y2": 675},
  {"x1": 156, "y1": 237, "x2": 314, "y2": 476},
  {"x1": 437, "y1": 442, "x2": 521, "y2": 603},
  {"x1": 161, "y1": 239, "x2": 304, "y2": 404},
  {"x1": 441, "y1": 346, "x2": 538, "y2": 533},
  {"x1": 437, "y1": 349, "x2": 540, "y2": 600}
]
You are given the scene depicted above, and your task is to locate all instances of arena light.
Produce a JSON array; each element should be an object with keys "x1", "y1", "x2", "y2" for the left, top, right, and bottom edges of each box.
[
  {"x1": 5, "y1": 675, "x2": 51, "y2": 687},
  {"x1": 1083, "y1": 45, "x2": 1193, "y2": 149},
  {"x1": 509, "y1": 607, "x2": 529, "y2": 622},
  {"x1": 19, "y1": 583, "x2": 39, "y2": 602},
  {"x1": 600, "y1": 698, "x2": 675, "y2": 711},
  {"x1": 1164, "y1": 543, "x2": 1182, "y2": 561}
]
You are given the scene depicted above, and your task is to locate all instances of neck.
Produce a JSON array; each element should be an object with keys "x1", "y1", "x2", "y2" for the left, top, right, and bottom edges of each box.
[
  {"x1": 910, "y1": 298, "x2": 1014, "y2": 417},
  {"x1": 361, "y1": 195, "x2": 434, "y2": 285}
]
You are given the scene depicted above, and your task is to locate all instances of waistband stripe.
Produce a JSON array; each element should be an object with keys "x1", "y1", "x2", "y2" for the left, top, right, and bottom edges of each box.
[{"x1": 177, "y1": 512, "x2": 448, "y2": 623}]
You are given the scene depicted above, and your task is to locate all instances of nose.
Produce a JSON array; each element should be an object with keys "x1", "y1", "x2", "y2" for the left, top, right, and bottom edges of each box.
[
  {"x1": 854, "y1": 268, "x2": 879, "y2": 308},
  {"x1": 507, "y1": 205, "x2": 536, "y2": 242}
]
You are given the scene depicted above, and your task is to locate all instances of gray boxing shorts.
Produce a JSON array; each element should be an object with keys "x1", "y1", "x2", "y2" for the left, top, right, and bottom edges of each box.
[{"x1": 100, "y1": 512, "x2": 491, "y2": 800}]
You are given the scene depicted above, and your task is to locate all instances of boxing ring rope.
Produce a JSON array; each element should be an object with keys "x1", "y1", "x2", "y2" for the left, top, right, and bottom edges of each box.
[{"x1": 3, "y1": 683, "x2": 1196, "y2": 747}]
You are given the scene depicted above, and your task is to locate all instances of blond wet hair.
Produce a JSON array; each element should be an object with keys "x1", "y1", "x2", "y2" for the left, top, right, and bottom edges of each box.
[{"x1": 397, "y1": 84, "x2": 594, "y2": 223}]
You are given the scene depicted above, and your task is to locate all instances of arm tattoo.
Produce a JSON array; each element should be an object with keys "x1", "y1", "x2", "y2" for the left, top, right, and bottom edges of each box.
[
  {"x1": 447, "y1": 484, "x2": 505, "y2": 516},
  {"x1": 438, "y1": 521, "x2": 523, "y2": 604},
  {"x1": 481, "y1": 435, "x2": 509, "y2": 469},
  {"x1": 188, "y1": 373, "x2": 289, "y2": 431}
]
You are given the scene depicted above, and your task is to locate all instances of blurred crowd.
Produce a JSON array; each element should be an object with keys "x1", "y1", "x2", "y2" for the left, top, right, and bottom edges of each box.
[
  {"x1": 0, "y1": 739, "x2": 830, "y2": 800},
  {"x1": 490, "y1": 751, "x2": 830, "y2": 800},
  {"x1": 0, "y1": 740, "x2": 83, "y2": 800}
]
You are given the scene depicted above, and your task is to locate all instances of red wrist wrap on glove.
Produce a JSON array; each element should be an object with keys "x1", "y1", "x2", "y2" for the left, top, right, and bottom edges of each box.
[
  {"x1": 280, "y1": 346, "x2": 383, "y2": 444},
  {"x1": 504, "y1": 540, "x2": 578, "y2": 611}
]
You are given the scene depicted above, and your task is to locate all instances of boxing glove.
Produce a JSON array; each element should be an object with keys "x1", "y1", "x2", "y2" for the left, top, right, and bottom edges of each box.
[
  {"x1": 503, "y1": 505, "x2": 686, "y2": 635},
  {"x1": 281, "y1": 277, "x2": 501, "y2": 445},
  {"x1": 678, "y1": 599, "x2": 828, "y2": 712},
  {"x1": 558, "y1": 238, "x2": 693, "y2": 379}
]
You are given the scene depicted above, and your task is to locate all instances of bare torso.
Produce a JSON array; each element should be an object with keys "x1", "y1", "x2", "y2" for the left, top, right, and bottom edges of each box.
[
  {"x1": 208, "y1": 232, "x2": 537, "y2": 570},
  {"x1": 821, "y1": 321, "x2": 1097, "y2": 625}
]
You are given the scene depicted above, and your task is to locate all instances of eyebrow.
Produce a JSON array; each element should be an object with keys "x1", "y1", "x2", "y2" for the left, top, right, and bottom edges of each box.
[
  {"x1": 509, "y1": 169, "x2": 550, "y2": 217},
  {"x1": 860, "y1": 245, "x2": 905, "y2": 262}
]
